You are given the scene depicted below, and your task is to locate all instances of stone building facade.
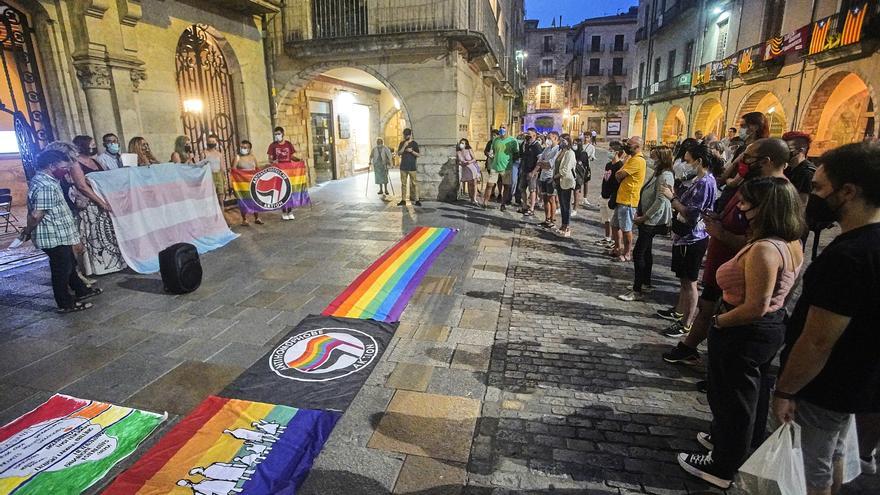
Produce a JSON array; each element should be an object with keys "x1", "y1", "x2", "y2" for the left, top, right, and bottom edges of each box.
[
  {"x1": 566, "y1": 9, "x2": 638, "y2": 140},
  {"x1": 629, "y1": 0, "x2": 878, "y2": 154},
  {"x1": 0, "y1": 0, "x2": 276, "y2": 206},
  {"x1": 522, "y1": 20, "x2": 571, "y2": 133}
]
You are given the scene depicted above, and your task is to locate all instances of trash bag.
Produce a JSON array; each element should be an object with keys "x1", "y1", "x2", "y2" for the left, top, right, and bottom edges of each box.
[
  {"x1": 841, "y1": 414, "x2": 862, "y2": 484},
  {"x1": 737, "y1": 422, "x2": 807, "y2": 495}
]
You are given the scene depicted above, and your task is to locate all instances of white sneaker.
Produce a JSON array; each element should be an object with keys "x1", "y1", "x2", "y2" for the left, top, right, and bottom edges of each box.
[
  {"x1": 861, "y1": 454, "x2": 877, "y2": 475},
  {"x1": 618, "y1": 290, "x2": 642, "y2": 302},
  {"x1": 571, "y1": 210, "x2": 578, "y2": 217},
  {"x1": 287, "y1": 213, "x2": 295, "y2": 220},
  {"x1": 555, "y1": 208, "x2": 561, "y2": 214}
]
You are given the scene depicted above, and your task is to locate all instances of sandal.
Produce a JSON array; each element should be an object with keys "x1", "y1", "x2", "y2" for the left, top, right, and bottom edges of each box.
[
  {"x1": 76, "y1": 287, "x2": 103, "y2": 301},
  {"x1": 612, "y1": 256, "x2": 632, "y2": 262},
  {"x1": 57, "y1": 301, "x2": 93, "y2": 314}
]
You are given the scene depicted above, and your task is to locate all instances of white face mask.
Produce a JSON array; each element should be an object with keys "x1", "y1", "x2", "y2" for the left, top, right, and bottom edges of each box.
[
  {"x1": 240, "y1": 148, "x2": 249, "y2": 155},
  {"x1": 274, "y1": 134, "x2": 283, "y2": 142},
  {"x1": 458, "y1": 143, "x2": 465, "y2": 150}
]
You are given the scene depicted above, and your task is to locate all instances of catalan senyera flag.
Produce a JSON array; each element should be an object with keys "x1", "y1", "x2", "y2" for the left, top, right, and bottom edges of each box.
[
  {"x1": 809, "y1": 18, "x2": 832, "y2": 54},
  {"x1": 104, "y1": 396, "x2": 338, "y2": 495},
  {"x1": 323, "y1": 226, "x2": 458, "y2": 322},
  {"x1": 841, "y1": 3, "x2": 868, "y2": 46},
  {"x1": 0, "y1": 394, "x2": 165, "y2": 495},
  {"x1": 231, "y1": 161, "x2": 311, "y2": 213}
]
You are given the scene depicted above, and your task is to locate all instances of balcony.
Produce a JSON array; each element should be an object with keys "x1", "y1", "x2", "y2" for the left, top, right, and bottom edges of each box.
[
  {"x1": 628, "y1": 87, "x2": 640, "y2": 102},
  {"x1": 805, "y1": 0, "x2": 880, "y2": 66},
  {"x1": 645, "y1": 72, "x2": 691, "y2": 101},
  {"x1": 213, "y1": 0, "x2": 280, "y2": 13},
  {"x1": 611, "y1": 67, "x2": 628, "y2": 77},
  {"x1": 586, "y1": 43, "x2": 605, "y2": 53},
  {"x1": 635, "y1": 27, "x2": 647, "y2": 43},
  {"x1": 611, "y1": 43, "x2": 629, "y2": 53},
  {"x1": 651, "y1": 0, "x2": 698, "y2": 35},
  {"x1": 585, "y1": 68, "x2": 605, "y2": 77},
  {"x1": 736, "y1": 44, "x2": 784, "y2": 83},
  {"x1": 279, "y1": 0, "x2": 510, "y2": 79}
]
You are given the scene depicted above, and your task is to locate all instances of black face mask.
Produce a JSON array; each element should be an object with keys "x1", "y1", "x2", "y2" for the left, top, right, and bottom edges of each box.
[
  {"x1": 88, "y1": 147, "x2": 98, "y2": 156},
  {"x1": 806, "y1": 191, "x2": 841, "y2": 224},
  {"x1": 622, "y1": 144, "x2": 634, "y2": 155},
  {"x1": 207, "y1": 142, "x2": 217, "y2": 150},
  {"x1": 184, "y1": 144, "x2": 193, "y2": 153}
]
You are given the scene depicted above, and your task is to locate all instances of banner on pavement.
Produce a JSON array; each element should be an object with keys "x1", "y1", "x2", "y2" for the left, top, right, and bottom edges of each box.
[
  {"x1": 104, "y1": 396, "x2": 338, "y2": 495},
  {"x1": 0, "y1": 394, "x2": 165, "y2": 495},
  {"x1": 221, "y1": 315, "x2": 396, "y2": 411}
]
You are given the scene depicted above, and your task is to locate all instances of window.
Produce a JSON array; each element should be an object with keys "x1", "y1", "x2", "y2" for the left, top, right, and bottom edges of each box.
[
  {"x1": 588, "y1": 58, "x2": 600, "y2": 75},
  {"x1": 538, "y1": 85, "x2": 551, "y2": 109},
  {"x1": 543, "y1": 35, "x2": 554, "y2": 53},
  {"x1": 761, "y1": 0, "x2": 786, "y2": 40},
  {"x1": 716, "y1": 19, "x2": 729, "y2": 59},
  {"x1": 587, "y1": 86, "x2": 600, "y2": 105},
  {"x1": 541, "y1": 59, "x2": 554, "y2": 76},
  {"x1": 612, "y1": 58, "x2": 624, "y2": 76},
  {"x1": 683, "y1": 40, "x2": 695, "y2": 73},
  {"x1": 667, "y1": 49, "x2": 676, "y2": 79},
  {"x1": 653, "y1": 57, "x2": 661, "y2": 83},
  {"x1": 591, "y1": 35, "x2": 601, "y2": 52},
  {"x1": 614, "y1": 34, "x2": 625, "y2": 51},
  {"x1": 609, "y1": 85, "x2": 623, "y2": 105}
]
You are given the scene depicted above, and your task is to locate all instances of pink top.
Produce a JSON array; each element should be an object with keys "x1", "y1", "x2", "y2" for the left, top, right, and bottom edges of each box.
[{"x1": 716, "y1": 238, "x2": 802, "y2": 312}]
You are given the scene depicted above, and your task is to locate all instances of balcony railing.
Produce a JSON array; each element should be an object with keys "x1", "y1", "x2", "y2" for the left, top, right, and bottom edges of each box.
[
  {"x1": 806, "y1": 0, "x2": 880, "y2": 59},
  {"x1": 628, "y1": 87, "x2": 639, "y2": 101},
  {"x1": 646, "y1": 72, "x2": 691, "y2": 100},
  {"x1": 586, "y1": 43, "x2": 605, "y2": 53},
  {"x1": 586, "y1": 68, "x2": 605, "y2": 76},
  {"x1": 611, "y1": 67, "x2": 627, "y2": 76},
  {"x1": 611, "y1": 42, "x2": 629, "y2": 52},
  {"x1": 651, "y1": 0, "x2": 698, "y2": 34}
]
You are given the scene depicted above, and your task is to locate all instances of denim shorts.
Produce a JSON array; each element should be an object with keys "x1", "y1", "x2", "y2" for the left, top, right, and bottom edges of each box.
[
  {"x1": 794, "y1": 399, "x2": 852, "y2": 490},
  {"x1": 611, "y1": 205, "x2": 636, "y2": 232}
]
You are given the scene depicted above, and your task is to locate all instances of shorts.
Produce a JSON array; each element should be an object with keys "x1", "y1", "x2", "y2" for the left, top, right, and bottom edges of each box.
[
  {"x1": 671, "y1": 237, "x2": 709, "y2": 281},
  {"x1": 599, "y1": 202, "x2": 612, "y2": 223},
  {"x1": 527, "y1": 173, "x2": 539, "y2": 192},
  {"x1": 794, "y1": 399, "x2": 852, "y2": 490},
  {"x1": 540, "y1": 179, "x2": 556, "y2": 196},
  {"x1": 486, "y1": 169, "x2": 512, "y2": 185},
  {"x1": 212, "y1": 171, "x2": 225, "y2": 198},
  {"x1": 610, "y1": 205, "x2": 636, "y2": 232}
]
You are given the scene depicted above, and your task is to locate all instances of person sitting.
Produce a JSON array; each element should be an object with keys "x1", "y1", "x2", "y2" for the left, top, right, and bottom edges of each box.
[
  {"x1": 96, "y1": 133, "x2": 122, "y2": 170},
  {"x1": 128, "y1": 136, "x2": 159, "y2": 166}
]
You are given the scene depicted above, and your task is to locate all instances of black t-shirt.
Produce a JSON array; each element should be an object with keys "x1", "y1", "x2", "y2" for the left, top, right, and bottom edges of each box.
[
  {"x1": 397, "y1": 140, "x2": 419, "y2": 171},
  {"x1": 601, "y1": 161, "x2": 622, "y2": 201},
  {"x1": 522, "y1": 142, "x2": 542, "y2": 174},
  {"x1": 782, "y1": 223, "x2": 880, "y2": 413},
  {"x1": 784, "y1": 159, "x2": 815, "y2": 196}
]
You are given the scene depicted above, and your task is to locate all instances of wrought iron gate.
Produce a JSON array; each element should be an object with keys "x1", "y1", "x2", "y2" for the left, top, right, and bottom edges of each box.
[
  {"x1": 175, "y1": 24, "x2": 239, "y2": 177},
  {"x1": 0, "y1": 2, "x2": 54, "y2": 180}
]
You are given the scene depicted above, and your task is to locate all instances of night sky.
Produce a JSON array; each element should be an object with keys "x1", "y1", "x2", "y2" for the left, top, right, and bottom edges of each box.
[{"x1": 525, "y1": 0, "x2": 639, "y2": 27}]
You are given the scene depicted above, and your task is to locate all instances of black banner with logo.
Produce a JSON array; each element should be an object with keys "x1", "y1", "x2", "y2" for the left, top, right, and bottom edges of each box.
[{"x1": 220, "y1": 315, "x2": 396, "y2": 412}]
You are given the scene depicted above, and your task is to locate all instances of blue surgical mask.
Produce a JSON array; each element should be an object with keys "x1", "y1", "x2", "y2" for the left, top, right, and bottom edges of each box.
[
  {"x1": 498, "y1": 129, "x2": 507, "y2": 137},
  {"x1": 107, "y1": 143, "x2": 119, "y2": 154},
  {"x1": 739, "y1": 127, "x2": 749, "y2": 139}
]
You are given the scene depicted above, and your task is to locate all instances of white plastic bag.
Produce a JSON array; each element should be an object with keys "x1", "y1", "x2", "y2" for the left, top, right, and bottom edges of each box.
[
  {"x1": 737, "y1": 422, "x2": 807, "y2": 495},
  {"x1": 840, "y1": 414, "x2": 862, "y2": 484}
]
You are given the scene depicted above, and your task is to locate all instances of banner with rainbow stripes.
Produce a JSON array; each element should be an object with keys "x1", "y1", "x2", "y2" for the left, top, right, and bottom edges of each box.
[
  {"x1": 0, "y1": 394, "x2": 164, "y2": 495},
  {"x1": 231, "y1": 162, "x2": 310, "y2": 213},
  {"x1": 104, "y1": 396, "x2": 338, "y2": 495},
  {"x1": 323, "y1": 226, "x2": 458, "y2": 323}
]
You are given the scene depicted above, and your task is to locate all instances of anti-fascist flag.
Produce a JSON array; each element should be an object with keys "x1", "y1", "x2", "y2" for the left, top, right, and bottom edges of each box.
[
  {"x1": 220, "y1": 315, "x2": 396, "y2": 412},
  {"x1": 231, "y1": 162, "x2": 311, "y2": 213}
]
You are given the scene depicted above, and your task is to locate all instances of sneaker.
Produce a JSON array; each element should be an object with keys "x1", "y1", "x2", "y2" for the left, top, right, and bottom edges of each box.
[
  {"x1": 593, "y1": 238, "x2": 611, "y2": 246},
  {"x1": 656, "y1": 307, "x2": 684, "y2": 321},
  {"x1": 663, "y1": 343, "x2": 701, "y2": 365},
  {"x1": 618, "y1": 290, "x2": 643, "y2": 302},
  {"x1": 697, "y1": 432, "x2": 714, "y2": 451},
  {"x1": 861, "y1": 454, "x2": 877, "y2": 475},
  {"x1": 414, "y1": 201, "x2": 422, "y2": 207},
  {"x1": 281, "y1": 213, "x2": 289, "y2": 220},
  {"x1": 677, "y1": 452, "x2": 731, "y2": 489},
  {"x1": 397, "y1": 201, "x2": 406, "y2": 206},
  {"x1": 570, "y1": 210, "x2": 578, "y2": 217},
  {"x1": 500, "y1": 204, "x2": 506, "y2": 211},
  {"x1": 287, "y1": 213, "x2": 295, "y2": 220},
  {"x1": 642, "y1": 285, "x2": 655, "y2": 293},
  {"x1": 663, "y1": 320, "x2": 691, "y2": 338}
]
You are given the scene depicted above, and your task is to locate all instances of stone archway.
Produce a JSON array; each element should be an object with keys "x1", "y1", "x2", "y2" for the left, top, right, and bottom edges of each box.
[
  {"x1": 693, "y1": 98, "x2": 725, "y2": 138},
  {"x1": 661, "y1": 106, "x2": 686, "y2": 144},
  {"x1": 801, "y1": 71, "x2": 873, "y2": 155},
  {"x1": 631, "y1": 109, "x2": 643, "y2": 138},
  {"x1": 737, "y1": 89, "x2": 787, "y2": 137},
  {"x1": 646, "y1": 110, "x2": 659, "y2": 144}
]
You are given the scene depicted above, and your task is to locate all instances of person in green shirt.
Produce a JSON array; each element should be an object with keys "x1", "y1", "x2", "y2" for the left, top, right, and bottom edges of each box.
[{"x1": 481, "y1": 127, "x2": 518, "y2": 211}]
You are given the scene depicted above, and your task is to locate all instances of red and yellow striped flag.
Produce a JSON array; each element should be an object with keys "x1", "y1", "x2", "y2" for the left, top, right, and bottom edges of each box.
[
  {"x1": 841, "y1": 3, "x2": 868, "y2": 45},
  {"x1": 809, "y1": 18, "x2": 831, "y2": 54}
]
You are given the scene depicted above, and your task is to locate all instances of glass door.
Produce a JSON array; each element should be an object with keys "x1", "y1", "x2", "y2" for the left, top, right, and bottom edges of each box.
[{"x1": 309, "y1": 100, "x2": 335, "y2": 183}]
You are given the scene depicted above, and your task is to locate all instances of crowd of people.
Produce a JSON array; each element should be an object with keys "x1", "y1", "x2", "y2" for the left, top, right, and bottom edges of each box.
[{"x1": 469, "y1": 114, "x2": 879, "y2": 493}]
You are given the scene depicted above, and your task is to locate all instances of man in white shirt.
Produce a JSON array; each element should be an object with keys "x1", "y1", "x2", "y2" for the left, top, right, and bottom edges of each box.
[{"x1": 96, "y1": 133, "x2": 122, "y2": 170}]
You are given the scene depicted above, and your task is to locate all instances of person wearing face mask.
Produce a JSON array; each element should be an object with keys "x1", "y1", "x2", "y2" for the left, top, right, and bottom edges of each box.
[
  {"x1": 774, "y1": 142, "x2": 880, "y2": 495},
  {"x1": 782, "y1": 131, "x2": 816, "y2": 238},
  {"x1": 233, "y1": 140, "x2": 263, "y2": 226},
  {"x1": 456, "y1": 138, "x2": 480, "y2": 204},
  {"x1": 720, "y1": 112, "x2": 771, "y2": 191},
  {"x1": 611, "y1": 136, "x2": 647, "y2": 262},
  {"x1": 171, "y1": 135, "x2": 196, "y2": 164},
  {"x1": 678, "y1": 177, "x2": 805, "y2": 489},
  {"x1": 520, "y1": 128, "x2": 543, "y2": 216},
  {"x1": 371, "y1": 138, "x2": 392, "y2": 196},
  {"x1": 268, "y1": 127, "x2": 304, "y2": 219},
  {"x1": 19, "y1": 150, "x2": 102, "y2": 313},
  {"x1": 482, "y1": 126, "x2": 517, "y2": 211},
  {"x1": 553, "y1": 134, "x2": 577, "y2": 237},
  {"x1": 128, "y1": 136, "x2": 159, "y2": 166},
  {"x1": 200, "y1": 133, "x2": 227, "y2": 209},
  {"x1": 537, "y1": 131, "x2": 561, "y2": 227},
  {"x1": 396, "y1": 128, "x2": 421, "y2": 207},
  {"x1": 96, "y1": 133, "x2": 123, "y2": 170}
]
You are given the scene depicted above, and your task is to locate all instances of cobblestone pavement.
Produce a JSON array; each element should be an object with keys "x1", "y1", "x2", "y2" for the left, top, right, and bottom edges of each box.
[{"x1": 1, "y1": 153, "x2": 878, "y2": 494}]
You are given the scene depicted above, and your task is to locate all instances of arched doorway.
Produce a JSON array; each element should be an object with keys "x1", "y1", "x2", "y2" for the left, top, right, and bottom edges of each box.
[
  {"x1": 694, "y1": 98, "x2": 725, "y2": 138},
  {"x1": 662, "y1": 106, "x2": 686, "y2": 144},
  {"x1": 646, "y1": 110, "x2": 659, "y2": 144},
  {"x1": 801, "y1": 72, "x2": 873, "y2": 155},
  {"x1": 0, "y1": 1, "x2": 54, "y2": 181},
  {"x1": 631, "y1": 110, "x2": 643, "y2": 138},
  {"x1": 738, "y1": 90, "x2": 787, "y2": 137},
  {"x1": 175, "y1": 24, "x2": 240, "y2": 172}
]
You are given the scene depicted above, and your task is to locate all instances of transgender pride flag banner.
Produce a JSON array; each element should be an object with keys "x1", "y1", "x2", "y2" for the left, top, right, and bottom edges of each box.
[
  {"x1": 231, "y1": 162, "x2": 310, "y2": 213},
  {"x1": 88, "y1": 164, "x2": 239, "y2": 273}
]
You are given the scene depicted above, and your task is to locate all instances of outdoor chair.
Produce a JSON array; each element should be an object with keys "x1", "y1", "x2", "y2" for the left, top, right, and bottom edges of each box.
[{"x1": 0, "y1": 188, "x2": 19, "y2": 234}]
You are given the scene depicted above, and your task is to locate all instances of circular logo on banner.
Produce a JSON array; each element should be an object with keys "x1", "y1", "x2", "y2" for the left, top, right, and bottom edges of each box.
[
  {"x1": 270, "y1": 327, "x2": 378, "y2": 382},
  {"x1": 250, "y1": 167, "x2": 292, "y2": 210}
]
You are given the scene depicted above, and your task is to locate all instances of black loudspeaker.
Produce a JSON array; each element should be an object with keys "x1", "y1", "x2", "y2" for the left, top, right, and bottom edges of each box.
[{"x1": 159, "y1": 242, "x2": 202, "y2": 294}]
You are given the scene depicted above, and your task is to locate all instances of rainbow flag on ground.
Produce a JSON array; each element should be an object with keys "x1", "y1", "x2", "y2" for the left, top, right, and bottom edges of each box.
[
  {"x1": 0, "y1": 394, "x2": 165, "y2": 495},
  {"x1": 323, "y1": 226, "x2": 458, "y2": 322},
  {"x1": 231, "y1": 162, "x2": 311, "y2": 213},
  {"x1": 104, "y1": 396, "x2": 338, "y2": 494}
]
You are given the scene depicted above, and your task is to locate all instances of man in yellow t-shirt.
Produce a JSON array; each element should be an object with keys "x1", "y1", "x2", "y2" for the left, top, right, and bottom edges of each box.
[{"x1": 611, "y1": 136, "x2": 647, "y2": 261}]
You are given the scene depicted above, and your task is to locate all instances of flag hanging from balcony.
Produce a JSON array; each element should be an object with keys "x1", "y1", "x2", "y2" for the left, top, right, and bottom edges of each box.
[
  {"x1": 809, "y1": 18, "x2": 832, "y2": 54},
  {"x1": 764, "y1": 25, "x2": 810, "y2": 60},
  {"x1": 842, "y1": 3, "x2": 868, "y2": 46},
  {"x1": 231, "y1": 162, "x2": 311, "y2": 213}
]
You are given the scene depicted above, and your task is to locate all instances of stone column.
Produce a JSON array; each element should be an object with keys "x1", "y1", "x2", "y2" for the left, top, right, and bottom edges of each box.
[{"x1": 74, "y1": 62, "x2": 121, "y2": 142}]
